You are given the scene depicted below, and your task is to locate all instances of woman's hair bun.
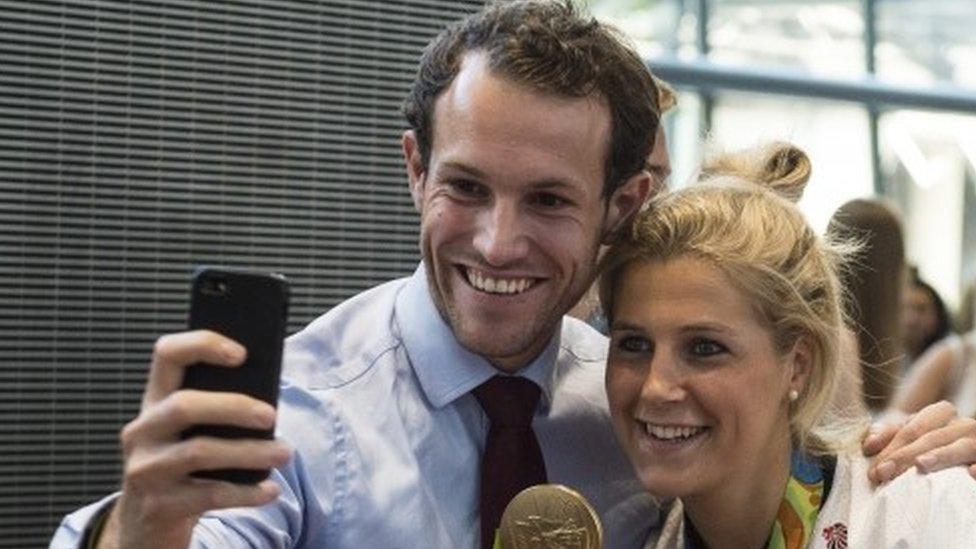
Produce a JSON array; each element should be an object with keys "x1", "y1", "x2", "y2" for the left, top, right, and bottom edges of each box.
[{"x1": 701, "y1": 142, "x2": 812, "y2": 203}]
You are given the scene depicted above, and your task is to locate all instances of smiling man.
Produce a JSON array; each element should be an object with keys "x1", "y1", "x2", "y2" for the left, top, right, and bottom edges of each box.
[
  {"x1": 53, "y1": 2, "x2": 976, "y2": 549},
  {"x1": 404, "y1": 51, "x2": 642, "y2": 373}
]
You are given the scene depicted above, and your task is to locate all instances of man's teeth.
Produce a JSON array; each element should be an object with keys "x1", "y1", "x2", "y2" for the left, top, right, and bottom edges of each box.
[
  {"x1": 466, "y1": 269, "x2": 534, "y2": 295},
  {"x1": 643, "y1": 424, "x2": 705, "y2": 440}
]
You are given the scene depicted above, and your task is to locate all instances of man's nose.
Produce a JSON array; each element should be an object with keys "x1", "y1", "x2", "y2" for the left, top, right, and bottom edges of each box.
[{"x1": 473, "y1": 201, "x2": 529, "y2": 266}]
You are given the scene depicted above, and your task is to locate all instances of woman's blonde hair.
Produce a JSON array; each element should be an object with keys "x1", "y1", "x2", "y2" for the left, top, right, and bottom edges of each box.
[{"x1": 599, "y1": 142, "x2": 865, "y2": 455}]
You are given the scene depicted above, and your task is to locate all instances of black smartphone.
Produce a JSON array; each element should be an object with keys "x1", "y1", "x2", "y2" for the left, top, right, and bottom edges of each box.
[{"x1": 180, "y1": 266, "x2": 290, "y2": 484}]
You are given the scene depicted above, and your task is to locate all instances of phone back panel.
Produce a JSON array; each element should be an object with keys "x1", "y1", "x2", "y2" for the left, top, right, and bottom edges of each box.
[{"x1": 181, "y1": 267, "x2": 289, "y2": 483}]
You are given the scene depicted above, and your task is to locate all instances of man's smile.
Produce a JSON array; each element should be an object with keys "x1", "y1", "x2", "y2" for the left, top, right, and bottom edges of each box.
[{"x1": 461, "y1": 266, "x2": 539, "y2": 296}]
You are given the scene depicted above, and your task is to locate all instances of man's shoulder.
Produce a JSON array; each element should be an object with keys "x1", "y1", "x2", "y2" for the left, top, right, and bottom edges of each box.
[
  {"x1": 281, "y1": 277, "x2": 409, "y2": 388},
  {"x1": 559, "y1": 315, "x2": 609, "y2": 363},
  {"x1": 551, "y1": 316, "x2": 610, "y2": 405}
]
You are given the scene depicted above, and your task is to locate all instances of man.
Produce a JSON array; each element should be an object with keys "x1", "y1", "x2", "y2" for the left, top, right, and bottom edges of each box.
[{"x1": 53, "y1": 2, "x2": 976, "y2": 548}]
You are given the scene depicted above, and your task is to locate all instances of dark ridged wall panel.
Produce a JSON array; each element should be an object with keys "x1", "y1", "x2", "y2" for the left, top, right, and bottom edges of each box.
[{"x1": 0, "y1": 1, "x2": 484, "y2": 544}]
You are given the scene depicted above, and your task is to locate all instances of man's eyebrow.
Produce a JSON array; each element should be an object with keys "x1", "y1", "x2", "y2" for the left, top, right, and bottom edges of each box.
[
  {"x1": 439, "y1": 162, "x2": 586, "y2": 193},
  {"x1": 530, "y1": 179, "x2": 579, "y2": 192},
  {"x1": 439, "y1": 161, "x2": 485, "y2": 179}
]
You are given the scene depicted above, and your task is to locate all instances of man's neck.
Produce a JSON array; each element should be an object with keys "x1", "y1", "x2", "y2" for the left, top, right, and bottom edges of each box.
[
  {"x1": 485, "y1": 325, "x2": 561, "y2": 374},
  {"x1": 683, "y1": 434, "x2": 791, "y2": 549}
]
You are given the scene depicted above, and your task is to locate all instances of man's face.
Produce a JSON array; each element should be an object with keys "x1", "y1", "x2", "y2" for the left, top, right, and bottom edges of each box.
[{"x1": 402, "y1": 53, "x2": 648, "y2": 372}]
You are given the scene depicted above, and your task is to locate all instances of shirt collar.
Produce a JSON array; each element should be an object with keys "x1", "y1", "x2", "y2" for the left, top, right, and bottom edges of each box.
[{"x1": 394, "y1": 264, "x2": 560, "y2": 410}]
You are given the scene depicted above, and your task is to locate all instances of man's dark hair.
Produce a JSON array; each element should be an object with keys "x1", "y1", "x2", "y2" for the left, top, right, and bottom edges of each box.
[{"x1": 402, "y1": 0, "x2": 660, "y2": 197}]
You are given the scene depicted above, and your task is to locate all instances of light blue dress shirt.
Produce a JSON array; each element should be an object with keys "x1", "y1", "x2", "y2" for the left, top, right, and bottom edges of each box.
[{"x1": 52, "y1": 266, "x2": 660, "y2": 548}]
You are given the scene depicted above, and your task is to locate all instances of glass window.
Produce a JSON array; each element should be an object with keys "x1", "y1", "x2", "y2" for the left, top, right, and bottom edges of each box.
[
  {"x1": 586, "y1": 0, "x2": 687, "y2": 59},
  {"x1": 709, "y1": 0, "x2": 866, "y2": 79},
  {"x1": 881, "y1": 109, "x2": 976, "y2": 308},
  {"x1": 878, "y1": 0, "x2": 976, "y2": 88},
  {"x1": 709, "y1": 94, "x2": 873, "y2": 232}
]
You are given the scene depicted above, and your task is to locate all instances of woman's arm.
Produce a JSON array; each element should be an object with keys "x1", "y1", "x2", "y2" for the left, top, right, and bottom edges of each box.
[{"x1": 891, "y1": 341, "x2": 956, "y2": 414}]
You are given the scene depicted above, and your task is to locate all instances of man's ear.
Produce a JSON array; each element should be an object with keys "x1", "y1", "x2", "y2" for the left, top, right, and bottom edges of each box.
[
  {"x1": 402, "y1": 130, "x2": 426, "y2": 212},
  {"x1": 601, "y1": 171, "x2": 651, "y2": 244}
]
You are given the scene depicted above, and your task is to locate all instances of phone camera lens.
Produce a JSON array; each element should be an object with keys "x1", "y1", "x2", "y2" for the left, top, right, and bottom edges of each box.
[{"x1": 202, "y1": 277, "x2": 228, "y2": 296}]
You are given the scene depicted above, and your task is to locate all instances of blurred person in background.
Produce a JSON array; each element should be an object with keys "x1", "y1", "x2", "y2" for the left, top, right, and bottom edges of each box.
[
  {"x1": 902, "y1": 266, "x2": 952, "y2": 367},
  {"x1": 957, "y1": 280, "x2": 976, "y2": 335},
  {"x1": 827, "y1": 198, "x2": 906, "y2": 414},
  {"x1": 894, "y1": 283, "x2": 976, "y2": 420}
]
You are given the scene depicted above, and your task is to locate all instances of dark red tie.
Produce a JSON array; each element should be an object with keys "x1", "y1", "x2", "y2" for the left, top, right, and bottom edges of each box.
[{"x1": 473, "y1": 375, "x2": 548, "y2": 549}]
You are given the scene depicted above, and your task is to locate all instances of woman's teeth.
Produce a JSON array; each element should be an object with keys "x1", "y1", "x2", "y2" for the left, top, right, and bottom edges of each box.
[{"x1": 643, "y1": 423, "x2": 706, "y2": 440}]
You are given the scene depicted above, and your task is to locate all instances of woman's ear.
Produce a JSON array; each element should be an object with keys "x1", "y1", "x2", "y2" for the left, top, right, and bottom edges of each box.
[{"x1": 788, "y1": 336, "x2": 814, "y2": 398}]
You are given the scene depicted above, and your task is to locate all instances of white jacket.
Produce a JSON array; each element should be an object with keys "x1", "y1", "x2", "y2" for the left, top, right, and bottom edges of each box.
[{"x1": 648, "y1": 452, "x2": 976, "y2": 548}]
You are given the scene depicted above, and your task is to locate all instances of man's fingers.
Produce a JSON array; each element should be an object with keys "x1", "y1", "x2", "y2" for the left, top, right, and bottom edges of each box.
[
  {"x1": 870, "y1": 420, "x2": 963, "y2": 482},
  {"x1": 861, "y1": 422, "x2": 899, "y2": 457},
  {"x1": 125, "y1": 437, "x2": 291, "y2": 492},
  {"x1": 870, "y1": 401, "x2": 956, "y2": 464},
  {"x1": 144, "y1": 330, "x2": 246, "y2": 406},
  {"x1": 163, "y1": 437, "x2": 291, "y2": 479},
  {"x1": 124, "y1": 479, "x2": 282, "y2": 526},
  {"x1": 179, "y1": 479, "x2": 282, "y2": 516},
  {"x1": 121, "y1": 390, "x2": 275, "y2": 454},
  {"x1": 865, "y1": 401, "x2": 957, "y2": 484},
  {"x1": 869, "y1": 414, "x2": 975, "y2": 483},
  {"x1": 912, "y1": 417, "x2": 976, "y2": 473}
]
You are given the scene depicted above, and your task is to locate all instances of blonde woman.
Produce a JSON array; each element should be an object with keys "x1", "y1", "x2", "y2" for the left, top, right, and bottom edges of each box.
[{"x1": 598, "y1": 144, "x2": 976, "y2": 548}]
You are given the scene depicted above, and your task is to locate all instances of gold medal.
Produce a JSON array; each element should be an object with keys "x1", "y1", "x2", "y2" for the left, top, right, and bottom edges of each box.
[{"x1": 497, "y1": 484, "x2": 603, "y2": 549}]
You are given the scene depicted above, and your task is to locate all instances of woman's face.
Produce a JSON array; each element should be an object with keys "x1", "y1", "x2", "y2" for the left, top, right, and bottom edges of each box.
[
  {"x1": 902, "y1": 285, "x2": 939, "y2": 356},
  {"x1": 606, "y1": 256, "x2": 805, "y2": 499}
]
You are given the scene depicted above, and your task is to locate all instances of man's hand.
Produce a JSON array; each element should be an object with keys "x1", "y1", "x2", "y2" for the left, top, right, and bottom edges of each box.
[
  {"x1": 862, "y1": 400, "x2": 976, "y2": 484},
  {"x1": 98, "y1": 330, "x2": 291, "y2": 549}
]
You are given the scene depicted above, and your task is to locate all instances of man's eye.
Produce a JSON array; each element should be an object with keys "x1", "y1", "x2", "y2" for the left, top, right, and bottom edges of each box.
[
  {"x1": 616, "y1": 335, "x2": 651, "y2": 354},
  {"x1": 690, "y1": 338, "x2": 726, "y2": 357},
  {"x1": 449, "y1": 179, "x2": 487, "y2": 197},
  {"x1": 531, "y1": 193, "x2": 568, "y2": 208}
]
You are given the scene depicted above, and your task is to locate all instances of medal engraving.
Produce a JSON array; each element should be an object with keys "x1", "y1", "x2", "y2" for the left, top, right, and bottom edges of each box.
[{"x1": 497, "y1": 484, "x2": 602, "y2": 549}]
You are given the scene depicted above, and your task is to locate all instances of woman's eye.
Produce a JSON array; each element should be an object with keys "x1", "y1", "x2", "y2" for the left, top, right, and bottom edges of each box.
[
  {"x1": 616, "y1": 335, "x2": 651, "y2": 354},
  {"x1": 690, "y1": 338, "x2": 726, "y2": 357}
]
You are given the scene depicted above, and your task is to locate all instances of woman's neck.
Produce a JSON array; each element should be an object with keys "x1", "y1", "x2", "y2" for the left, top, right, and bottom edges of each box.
[{"x1": 683, "y1": 435, "x2": 792, "y2": 549}]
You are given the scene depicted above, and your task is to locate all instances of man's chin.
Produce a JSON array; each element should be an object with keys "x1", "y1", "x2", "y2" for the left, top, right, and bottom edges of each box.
[{"x1": 454, "y1": 325, "x2": 551, "y2": 372}]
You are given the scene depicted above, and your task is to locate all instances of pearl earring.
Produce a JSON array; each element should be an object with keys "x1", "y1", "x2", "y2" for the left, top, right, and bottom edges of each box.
[{"x1": 789, "y1": 389, "x2": 799, "y2": 402}]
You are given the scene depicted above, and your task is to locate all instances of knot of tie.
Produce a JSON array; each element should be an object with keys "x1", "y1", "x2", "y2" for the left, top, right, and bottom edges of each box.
[{"x1": 473, "y1": 375, "x2": 540, "y2": 429}]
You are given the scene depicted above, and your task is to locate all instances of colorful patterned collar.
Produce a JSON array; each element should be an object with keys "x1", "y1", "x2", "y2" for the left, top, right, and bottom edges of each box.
[{"x1": 684, "y1": 451, "x2": 834, "y2": 549}]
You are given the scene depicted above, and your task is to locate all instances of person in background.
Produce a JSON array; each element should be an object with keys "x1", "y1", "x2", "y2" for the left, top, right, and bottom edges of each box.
[
  {"x1": 893, "y1": 279, "x2": 976, "y2": 420},
  {"x1": 600, "y1": 142, "x2": 976, "y2": 548},
  {"x1": 827, "y1": 198, "x2": 906, "y2": 413},
  {"x1": 568, "y1": 81, "x2": 677, "y2": 333},
  {"x1": 902, "y1": 266, "x2": 952, "y2": 366},
  {"x1": 957, "y1": 279, "x2": 976, "y2": 334}
]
